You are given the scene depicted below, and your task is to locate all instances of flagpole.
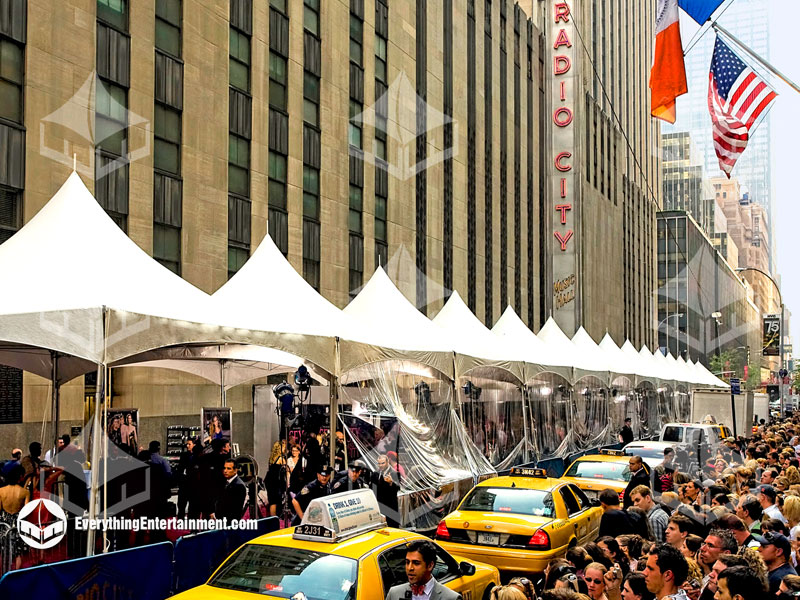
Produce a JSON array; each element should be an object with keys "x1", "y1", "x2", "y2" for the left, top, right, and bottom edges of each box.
[{"x1": 713, "y1": 23, "x2": 800, "y2": 96}]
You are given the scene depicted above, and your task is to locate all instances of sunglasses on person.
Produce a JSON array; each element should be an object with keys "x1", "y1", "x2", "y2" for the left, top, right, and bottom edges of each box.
[{"x1": 587, "y1": 578, "x2": 604, "y2": 585}]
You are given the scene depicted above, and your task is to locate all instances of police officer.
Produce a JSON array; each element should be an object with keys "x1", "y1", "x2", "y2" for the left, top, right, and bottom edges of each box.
[
  {"x1": 332, "y1": 460, "x2": 368, "y2": 493},
  {"x1": 292, "y1": 465, "x2": 334, "y2": 524}
]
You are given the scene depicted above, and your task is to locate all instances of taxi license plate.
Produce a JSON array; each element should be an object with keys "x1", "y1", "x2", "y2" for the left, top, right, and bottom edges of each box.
[{"x1": 477, "y1": 532, "x2": 499, "y2": 546}]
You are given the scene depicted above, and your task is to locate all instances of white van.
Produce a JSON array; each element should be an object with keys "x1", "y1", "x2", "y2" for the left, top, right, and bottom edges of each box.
[{"x1": 658, "y1": 422, "x2": 733, "y2": 452}]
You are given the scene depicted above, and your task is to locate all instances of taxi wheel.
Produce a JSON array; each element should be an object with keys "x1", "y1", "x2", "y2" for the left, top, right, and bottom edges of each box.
[{"x1": 482, "y1": 584, "x2": 496, "y2": 600}]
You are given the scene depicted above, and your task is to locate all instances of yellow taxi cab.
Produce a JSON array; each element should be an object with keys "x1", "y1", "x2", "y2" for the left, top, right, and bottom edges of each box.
[
  {"x1": 172, "y1": 488, "x2": 500, "y2": 600},
  {"x1": 560, "y1": 450, "x2": 632, "y2": 499},
  {"x1": 434, "y1": 467, "x2": 602, "y2": 574}
]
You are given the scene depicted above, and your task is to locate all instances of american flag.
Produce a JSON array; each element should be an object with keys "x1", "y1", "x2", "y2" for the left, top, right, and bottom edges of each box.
[{"x1": 708, "y1": 35, "x2": 777, "y2": 177}]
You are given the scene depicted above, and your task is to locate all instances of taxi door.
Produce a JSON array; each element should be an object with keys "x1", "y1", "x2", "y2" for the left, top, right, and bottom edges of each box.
[
  {"x1": 557, "y1": 485, "x2": 589, "y2": 545},
  {"x1": 567, "y1": 484, "x2": 600, "y2": 543}
]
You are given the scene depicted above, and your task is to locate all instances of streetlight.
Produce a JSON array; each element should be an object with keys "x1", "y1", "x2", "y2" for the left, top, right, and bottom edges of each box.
[{"x1": 735, "y1": 267, "x2": 786, "y2": 415}]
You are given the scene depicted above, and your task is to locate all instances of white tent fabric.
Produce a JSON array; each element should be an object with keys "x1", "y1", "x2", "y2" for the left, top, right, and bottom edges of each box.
[
  {"x1": 620, "y1": 340, "x2": 657, "y2": 382},
  {"x1": 639, "y1": 346, "x2": 665, "y2": 381},
  {"x1": 111, "y1": 343, "x2": 326, "y2": 389},
  {"x1": 570, "y1": 327, "x2": 612, "y2": 379},
  {"x1": 209, "y1": 234, "x2": 350, "y2": 375},
  {"x1": 0, "y1": 344, "x2": 94, "y2": 384},
  {"x1": 491, "y1": 307, "x2": 572, "y2": 381},
  {"x1": 340, "y1": 268, "x2": 455, "y2": 380},
  {"x1": 536, "y1": 318, "x2": 578, "y2": 375},
  {"x1": 676, "y1": 356, "x2": 697, "y2": 385},
  {"x1": 693, "y1": 359, "x2": 729, "y2": 388},
  {"x1": 651, "y1": 349, "x2": 674, "y2": 382},
  {"x1": 431, "y1": 294, "x2": 524, "y2": 383},
  {"x1": 598, "y1": 334, "x2": 636, "y2": 381},
  {"x1": 0, "y1": 172, "x2": 213, "y2": 366}
]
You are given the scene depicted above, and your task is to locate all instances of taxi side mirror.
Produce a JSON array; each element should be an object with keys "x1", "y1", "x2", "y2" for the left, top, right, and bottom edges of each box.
[{"x1": 459, "y1": 561, "x2": 476, "y2": 577}]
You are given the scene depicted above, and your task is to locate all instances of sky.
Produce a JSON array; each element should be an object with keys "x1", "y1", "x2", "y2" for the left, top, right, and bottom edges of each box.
[{"x1": 674, "y1": 0, "x2": 798, "y2": 357}]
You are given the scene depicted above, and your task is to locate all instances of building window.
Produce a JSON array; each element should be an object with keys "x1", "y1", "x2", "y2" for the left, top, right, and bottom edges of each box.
[
  {"x1": 230, "y1": 29, "x2": 251, "y2": 92},
  {"x1": 348, "y1": 100, "x2": 362, "y2": 148},
  {"x1": 0, "y1": 38, "x2": 23, "y2": 124},
  {"x1": 229, "y1": 133, "x2": 250, "y2": 198},
  {"x1": 97, "y1": 0, "x2": 127, "y2": 31},
  {"x1": 467, "y1": 0, "x2": 476, "y2": 311},
  {"x1": 269, "y1": 52, "x2": 287, "y2": 111},
  {"x1": 154, "y1": 103, "x2": 180, "y2": 175},
  {"x1": 303, "y1": 71, "x2": 319, "y2": 126},
  {"x1": 155, "y1": 0, "x2": 181, "y2": 58},
  {"x1": 375, "y1": 35, "x2": 386, "y2": 82},
  {"x1": 0, "y1": 186, "x2": 21, "y2": 244},
  {"x1": 349, "y1": 14, "x2": 362, "y2": 66},
  {"x1": 303, "y1": 0, "x2": 319, "y2": 36}
]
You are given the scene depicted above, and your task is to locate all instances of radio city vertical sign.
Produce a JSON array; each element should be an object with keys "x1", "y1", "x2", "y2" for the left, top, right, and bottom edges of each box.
[{"x1": 549, "y1": 0, "x2": 579, "y2": 333}]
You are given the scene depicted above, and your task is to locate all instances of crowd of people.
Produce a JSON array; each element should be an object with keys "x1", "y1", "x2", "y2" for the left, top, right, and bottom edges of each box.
[
  {"x1": 454, "y1": 414, "x2": 800, "y2": 600},
  {"x1": 262, "y1": 429, "x2": 402, "y2": 527}
]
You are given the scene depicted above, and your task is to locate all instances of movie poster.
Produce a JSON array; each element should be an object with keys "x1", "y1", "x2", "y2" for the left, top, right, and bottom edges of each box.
[
  {"x1": 107, "y1": 409, "x2": 140, "y2": 456},
  {"x1": 201, "y1": 407, "x2": 232, "y2": 446}
]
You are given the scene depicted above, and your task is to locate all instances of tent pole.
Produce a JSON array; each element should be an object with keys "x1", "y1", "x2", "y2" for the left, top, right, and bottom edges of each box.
[
  {"x1": 220, "y1": 359, "x2": 226, "y2": 407},
  {"x1": 51, "y1": 351, "x2": 60, "y2": 451},
  {"x1": 520, "y1": 385, "x2": 530, "y2": 464},
  {"x1": 86, "y1": 362, "x2": 104, "y2": 557},
  {"x1": 329, "y1": 337, "x2": 340, "y2": 468}
]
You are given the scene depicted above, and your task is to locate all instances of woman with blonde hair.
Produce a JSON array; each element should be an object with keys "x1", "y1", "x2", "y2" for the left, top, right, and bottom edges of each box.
[
  {"x1": 786, "y1": 465, "x2": 800, "y2": 485},
  {"x1": 783, "y1": 494, "x2": 800, "y2": 557},
  {"x1": 490, "y1": 586, "x2": 528, "y2": 600},
  {"x1": 584, "y1": 562, "x2": 609, "y2": 600}
]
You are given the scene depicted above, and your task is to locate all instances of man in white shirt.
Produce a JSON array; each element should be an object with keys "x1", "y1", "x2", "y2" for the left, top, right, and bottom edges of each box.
[{"x1": 758, "y1": 484, "x2": 787, "y2": 524}]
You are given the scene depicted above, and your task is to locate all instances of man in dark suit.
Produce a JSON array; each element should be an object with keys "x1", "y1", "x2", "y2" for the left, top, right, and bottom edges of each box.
[
  {"x1": 623, "y1": 455, "x2": 651, "y2": 508},
  {"x1": 385, "y1": 539, "x2": 461, "y2": 600},
  {"x1": 213, "y1": 459, "x2": 247, "y2": 522},
  {"x1": 598, "y1": 488, "x2": 637, "y2": 538},
  {"x1": 619, "y1": 417, "x2": 634, "y2": 445}
]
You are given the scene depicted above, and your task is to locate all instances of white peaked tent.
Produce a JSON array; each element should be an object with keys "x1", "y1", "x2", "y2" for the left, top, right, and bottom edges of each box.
[
  {"x1": 431, "y1": 292, "x2": 524, "y2": 383},
  {"x1": 620, "y1": 340, "x2": 657, "y2": 382},
  {"x1": 0, "y1": 172, "x2": 214, "y2": 367},
  {"x1": 694, "y1": 359, "x2": 729, "y2": 388},
  {"x1": 536, "y1": 318, "x2": 579, "y2": 380},
  {"x1": 598, "y1": 333, "x2": 637, "y2": 381},
  {"x1": 570, "y1": 327, "x2": 612, "y2": 381},
  {"x1": 651, "y1": 349, "x2": 674, "y2": 383},
  {"x1": 208, "y1": 234, "x2": 349, "y2": 376},
  {"x1": 676, "y1": 356, "x2": 697, "y2": 385},
  {"x1": 340, "y1": 267, "x2": 454, "y2": 380},
  {"x1": 639, "y1": 346, "x2": 666, "y2": 382},
  {"x1": 492, "y1": 306, "x2": 572, "y2": 381}
]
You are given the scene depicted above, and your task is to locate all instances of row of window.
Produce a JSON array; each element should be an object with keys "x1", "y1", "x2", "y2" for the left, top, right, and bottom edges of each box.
[
  {"x1": 228, "y1": 0, "x2": 253, "y2": 278},
  {"x1": 0, "y1": 0, "x2": 25, "y2": 244},
  {"x1": 302, "y1": 0, "x2": 321, "y2": 290},
  {"x1": 348, "y1": 2, "x2": 365, "y2": 300},
  {"x1": 153, "y1": 0, "x2": 182, "y2": 274},
  {"x1": 96, "y1": 0, "x2": 129, "y2": 231}
]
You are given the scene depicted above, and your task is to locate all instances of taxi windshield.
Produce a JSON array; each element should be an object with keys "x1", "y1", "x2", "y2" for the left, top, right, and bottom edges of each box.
[
  {"x1": 460, "y1": 487, "x2": 555, "y2": 517},
  {"x1": 208, "y1": 544, "x2": 357, "y2": 599},
  {"x1": 565, "y1": 460, "x2": 631, "y2": 482}
]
